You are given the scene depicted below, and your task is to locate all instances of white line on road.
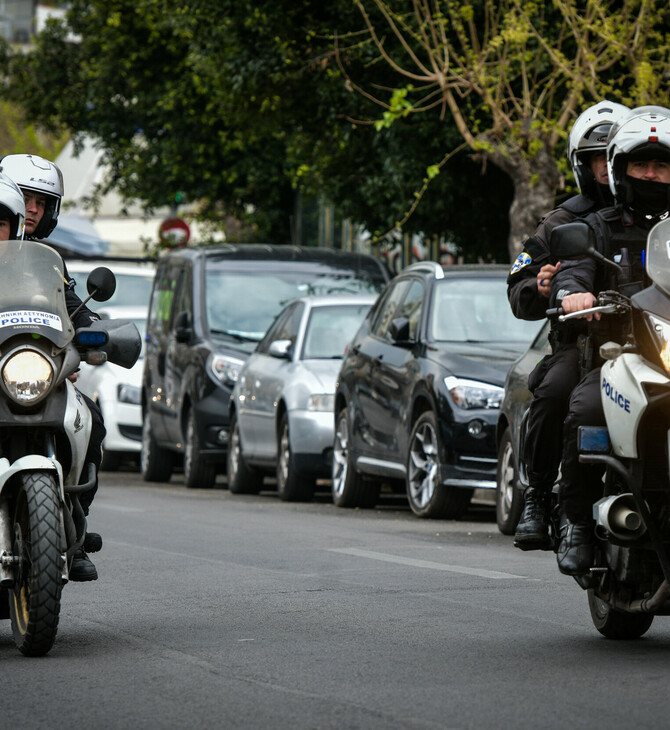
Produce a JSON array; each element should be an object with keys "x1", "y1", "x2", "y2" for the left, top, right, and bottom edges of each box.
[{"x1": 328, "y1": 547, "x2": 532, "y2": 580}]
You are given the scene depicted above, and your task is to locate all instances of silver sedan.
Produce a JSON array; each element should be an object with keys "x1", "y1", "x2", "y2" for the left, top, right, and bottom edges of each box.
[{"x1": 228, "y1": 294, "x2": 377, "y2": 501}]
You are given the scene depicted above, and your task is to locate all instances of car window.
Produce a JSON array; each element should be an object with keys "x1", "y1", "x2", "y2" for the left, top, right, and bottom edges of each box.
[
  {"x1": 430, "y1": 277, "x2": 540, "y2": 343},
  {"x1": 301, "y1": 303, "x2": 373, "y2": 360},
  {"x1": 398, "y1": 280, "x2": 424, "y2": 340},
  {"x1": 69, "y1": 268, "x2": 155, "y2": 308},
  {"x1": 148, "y1": 261, "x2": 182, "y2": 336},
  {"x1": 370, "y1": 280, "x2": 410, "y2": 341},
  {"x1": 256, "y1": 301, "x2": 304, "y2": 354},
  {"x1": 204, "y1": 266, "x2": 381, "y2": 343}
]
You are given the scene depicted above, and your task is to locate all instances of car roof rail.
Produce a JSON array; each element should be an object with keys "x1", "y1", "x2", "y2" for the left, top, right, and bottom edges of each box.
[{"x1": 404, "y1": 261, "x2": 444, "y2": 279}]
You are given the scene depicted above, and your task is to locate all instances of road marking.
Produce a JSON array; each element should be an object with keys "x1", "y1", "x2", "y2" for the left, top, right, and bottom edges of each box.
[{"x1": 328, "y1": 547, "x2": 530, "y2": 580}]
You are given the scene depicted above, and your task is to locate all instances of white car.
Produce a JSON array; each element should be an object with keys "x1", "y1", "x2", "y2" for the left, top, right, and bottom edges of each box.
[
  {"x1": 76, "y1": 305, "x2": 148, "y2": 470},
  {"x1": 67, "y1": 259, "x2": 155, "y2": 470}
]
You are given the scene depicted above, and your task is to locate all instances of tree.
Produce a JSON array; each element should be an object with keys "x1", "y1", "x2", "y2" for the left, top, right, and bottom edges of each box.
[
  {"x1": 347, "y1": 0, "x2": 670, "y2": 259},
  {"x1": 2, "y1": 0, "x2": 513, "y2": 258}
]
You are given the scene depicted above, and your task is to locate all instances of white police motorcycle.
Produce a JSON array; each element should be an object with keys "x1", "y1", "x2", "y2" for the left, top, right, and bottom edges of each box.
[
  {"x1": 0, "y1": 239, "x2": 140, "y2": 655},
  {"x1": 551, "y1": 217, "x2": 670, "y2": 638}
]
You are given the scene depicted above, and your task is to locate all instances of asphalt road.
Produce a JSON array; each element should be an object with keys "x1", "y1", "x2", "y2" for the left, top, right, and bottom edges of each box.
[{"x1": 3, "y1": 471, "x2": 670, "y2": 729}]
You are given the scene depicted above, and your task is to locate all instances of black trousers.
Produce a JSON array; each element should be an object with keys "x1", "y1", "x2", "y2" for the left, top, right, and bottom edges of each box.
[
  {"x1": 524, "y1": 346, "x2": 580, "y2": 488},
  {"x1": 558, "y1": 368, "x2": 604, "y2": 522},
  {"x1": 80, "y1": 392, "x2": 106, "y2": 516}
]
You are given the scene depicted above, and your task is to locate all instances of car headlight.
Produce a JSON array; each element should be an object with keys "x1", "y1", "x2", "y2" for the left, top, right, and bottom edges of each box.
[
  {"x1": 117, "y1": 383, "x2": 141, "y2": 405},
  {"x1": 647, "y1": 313, "x2": 670, "y2": 374},
  {"x1": 207, "y1": 353, "x2": 246, "y2": 387},
  {"x1": 2, "y1": 350, "x2": 54, "y2": 405},
  {"x1": 308, "y1": 394, "x2": 334, "y2": 412},
  {"x1": 444, "y1": 376, "x2": 503, "y2": 410}
]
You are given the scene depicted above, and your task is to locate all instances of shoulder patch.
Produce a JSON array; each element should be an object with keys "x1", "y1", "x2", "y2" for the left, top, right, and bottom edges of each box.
[{"x1": 510, "y1": 252, "x2": 532, "y2": 274}]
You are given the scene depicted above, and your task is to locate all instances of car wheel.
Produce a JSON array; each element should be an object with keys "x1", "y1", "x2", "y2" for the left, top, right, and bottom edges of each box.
[
  {"x1": 332, "y1": 408, "x2": 378, "y2": 508},
  {"x1": 496, "y1": 427, "x2": 524, "y2": 535},
  {"x1": 141, "y1": 413, "x2": 174, "y2": 482},
  {"x1": 184, "y1": 409, "x2": 217, "y2": 489},
  {"x1": 406, "y1": 411, "x2": 472, "y2": 519},
  {"x1": 276, "y1": 413, "x2": 314, "y2": 502},
  {"x1": 227, "y1": 411, "x2": 263, "y2": 494}
]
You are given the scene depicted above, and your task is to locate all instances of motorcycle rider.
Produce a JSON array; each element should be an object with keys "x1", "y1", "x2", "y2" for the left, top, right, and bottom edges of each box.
[
  {"x1": 549, "y1": 105, "x2": 670, "y2": 575},
  {"x1": 0, "y1": 173, "x2": 26, "y2": 241},
  {"x1": 508, "y1": 101, "x2": 629, "y2": 548},
  {"x1": 0, "y1": 153, "x2": 105, "y2": 581}
]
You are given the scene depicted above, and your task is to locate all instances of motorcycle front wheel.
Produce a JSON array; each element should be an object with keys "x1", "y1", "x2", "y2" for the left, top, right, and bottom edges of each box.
[
  {"x1": 9, "y1": 472, "x2": 64, "y2": 656},
  {"x1": 587, "y1": 589, "x2": 654, "y2": 640}
]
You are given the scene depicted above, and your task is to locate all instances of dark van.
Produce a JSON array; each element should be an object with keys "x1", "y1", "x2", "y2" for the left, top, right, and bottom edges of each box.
[{"x1": 141, "y1": 244, "x2": 390, "y2": 488}]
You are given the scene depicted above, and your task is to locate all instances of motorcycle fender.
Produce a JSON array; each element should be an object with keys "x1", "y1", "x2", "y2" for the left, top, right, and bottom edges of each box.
[
  {"x1": 601, "y1": 353, "x2": 670, "y2": 458},
  {"x1": 0, "y1": 455, "x2": 65, "y2": 498},
  {"x1": 67, "y1": 381, "x2": 92, "y2": 486}
]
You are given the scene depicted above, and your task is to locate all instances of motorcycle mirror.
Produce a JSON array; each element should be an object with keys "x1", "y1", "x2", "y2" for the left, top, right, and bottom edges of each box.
[
  {"x1": 86, "y1": 267, "x2": 117, "y2": 302},
  {"x1": 550, "y1": 221, "x2": 595, "y2": 259}
]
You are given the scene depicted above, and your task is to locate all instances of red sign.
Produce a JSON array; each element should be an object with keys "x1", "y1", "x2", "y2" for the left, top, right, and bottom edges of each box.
[{"x1": 158, "y1": 217, "x2": 190, "y2": 247}]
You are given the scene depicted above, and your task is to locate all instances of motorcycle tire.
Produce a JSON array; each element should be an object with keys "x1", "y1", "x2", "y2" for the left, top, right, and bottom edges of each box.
[
  {"x1": 9, "y1": 472, "x2": 63, "y2": 657},
  {"x1": 587, "y1": 589, "x2": 654, "y2": 639}
]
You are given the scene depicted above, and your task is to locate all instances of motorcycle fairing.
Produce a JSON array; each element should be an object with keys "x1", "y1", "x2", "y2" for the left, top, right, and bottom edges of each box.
[
  {"x1": 601, "y1": 353, "x2": 669, "y2": 458},
  {"x1": 65, "y1": 381, "x2": 91, "y2": 486},
  {"x1": 0, "y1": 240, "x2": 72, "y2": 350}
]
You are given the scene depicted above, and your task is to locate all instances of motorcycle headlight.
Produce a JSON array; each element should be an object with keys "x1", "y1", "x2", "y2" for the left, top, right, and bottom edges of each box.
[
  {"x1": 207, "y1": 353, "x2": 246, "y2": 387},
  {"x1": 647, "y1": 313, "x2": 670, "y2": 374},
  {"x1": 444, "y1": 376, "x2": 503, "y2": 410},
  {"x1": 2, "y1": 350, "x2": 54, "y2": 405}
]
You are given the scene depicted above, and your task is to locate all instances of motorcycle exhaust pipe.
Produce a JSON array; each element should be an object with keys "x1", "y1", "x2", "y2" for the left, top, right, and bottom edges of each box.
[{"x1": 594, "y1": 494, "x2": 646, "y2": 541}]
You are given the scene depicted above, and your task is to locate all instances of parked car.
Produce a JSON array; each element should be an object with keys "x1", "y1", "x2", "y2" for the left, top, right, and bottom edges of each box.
[
  {"x1": 228, "y1": 294, "x2": 377, "y2": 500},
  {"x1": 495, "y1": 320, "x2": 552, "y2": 534},
  {"x1": 141, "y1": 244, "x2": 391, "y2": 489},
  {"x1": 76, "y1": 305, "x2": 148, "y2": 470},
  {"x1": 332, "y1": 261, "x2": 541, "y2": 518}
]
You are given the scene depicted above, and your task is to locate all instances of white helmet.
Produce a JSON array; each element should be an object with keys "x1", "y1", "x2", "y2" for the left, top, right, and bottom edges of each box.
[
  {"x1": 0, "y1": 154, "x2": 63, "y2": 238},
  {"x1": 607, "y1": 105, "x2": 670, "y2": 216},
  {"x1": 0, "y1": 173, "x2": 26, "y2": 240},
  {"x1": 567, "y1": 100, "x2": 630, "y2": 198}
]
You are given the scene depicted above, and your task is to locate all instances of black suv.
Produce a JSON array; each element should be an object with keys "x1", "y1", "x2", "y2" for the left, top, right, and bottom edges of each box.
[
  {"x1": 332, "y1": 262, "x2": 540, "y2": 518},
  {"x1": 141, "y1": 244, "x2": 390, "y2": 488}
]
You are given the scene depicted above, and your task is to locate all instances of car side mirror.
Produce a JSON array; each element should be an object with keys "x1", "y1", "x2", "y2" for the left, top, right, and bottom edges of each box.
[
  {"x1": 86, "y1": 267, "x2": 117, "y2": 302},
  {"x1": 268, "y1": 339, "x2": 292, "y2": 359},
  {"x1": 389, "y1": 317, "x2": 412, "y2": 345},
  {"x1": 174, "y1": 310, "x2": 191, "y2": 343},
  {"x1": 550, "y1": 221, "x2": 595, "y2": 259}
]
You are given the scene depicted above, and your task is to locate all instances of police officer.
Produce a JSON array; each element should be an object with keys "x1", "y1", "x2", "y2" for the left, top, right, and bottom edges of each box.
[
  {"x1": 0, "y1": 153, "x2": 105, "y2": 581},
  {"x1": 550, "y1": 105, "x2": 670, "y2": 575},
  {"x1": 508, "y1": 101, "x2": 629, "y2": 549}
]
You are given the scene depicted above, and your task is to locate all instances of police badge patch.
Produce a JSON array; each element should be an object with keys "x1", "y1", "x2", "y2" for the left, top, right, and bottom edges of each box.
[{"x1": 510, "y1": 252, "x2": 532, "y2": 274}]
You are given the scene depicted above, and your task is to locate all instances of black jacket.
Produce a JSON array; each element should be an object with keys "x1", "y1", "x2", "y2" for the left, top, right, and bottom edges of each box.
[{"x1": 507, "y1": 194, "x2": 598, "y2": 321}]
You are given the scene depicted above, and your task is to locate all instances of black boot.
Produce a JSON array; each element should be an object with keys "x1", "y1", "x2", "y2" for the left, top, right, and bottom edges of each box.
[
  {"x1": 514, "y1": 487, "x2": 551, "y2": 549},
  {"x1": 70, "y1": 548, "x2": 98, "y2": 582},
  {"x1": 556, "y1": 520, "x2": 595, "y2": 575}
]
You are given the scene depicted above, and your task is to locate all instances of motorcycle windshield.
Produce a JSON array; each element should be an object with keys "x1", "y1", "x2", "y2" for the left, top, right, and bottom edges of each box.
[
  {"x1": 646, "y1": 219, "x2": 670, "y2": 297},
  {"x1": 0, "y1": 240, "x2": 73, "y2": 349}
]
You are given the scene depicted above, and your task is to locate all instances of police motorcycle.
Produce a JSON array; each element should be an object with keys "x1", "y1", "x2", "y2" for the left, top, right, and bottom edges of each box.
[
  {"x1": 546, "y1": 217, "x2": 670, "y2": 639},
  {"x1": 0, "y1": 239, "x2": 140, "y2": 656}
]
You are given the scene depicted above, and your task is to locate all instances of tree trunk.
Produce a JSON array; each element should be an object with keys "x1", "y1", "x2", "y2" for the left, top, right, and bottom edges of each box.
[{"x1": 485, "y1": 142, "x2": 562, "y2": 262}]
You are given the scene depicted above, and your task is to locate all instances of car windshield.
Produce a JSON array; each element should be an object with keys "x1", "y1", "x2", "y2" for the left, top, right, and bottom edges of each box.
[
  {"x1": 205, "y1": 268, "x2": 383, "y2": 341},
  {"x1": 302, "y1": 303, "x2": 373, "y2": 360},
  {"x1": 430, "y1": 277, "x2": 540, "y2": 343},
  {"x1": 71, "y1": 270, "x2": 155, "y2": 308}
]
